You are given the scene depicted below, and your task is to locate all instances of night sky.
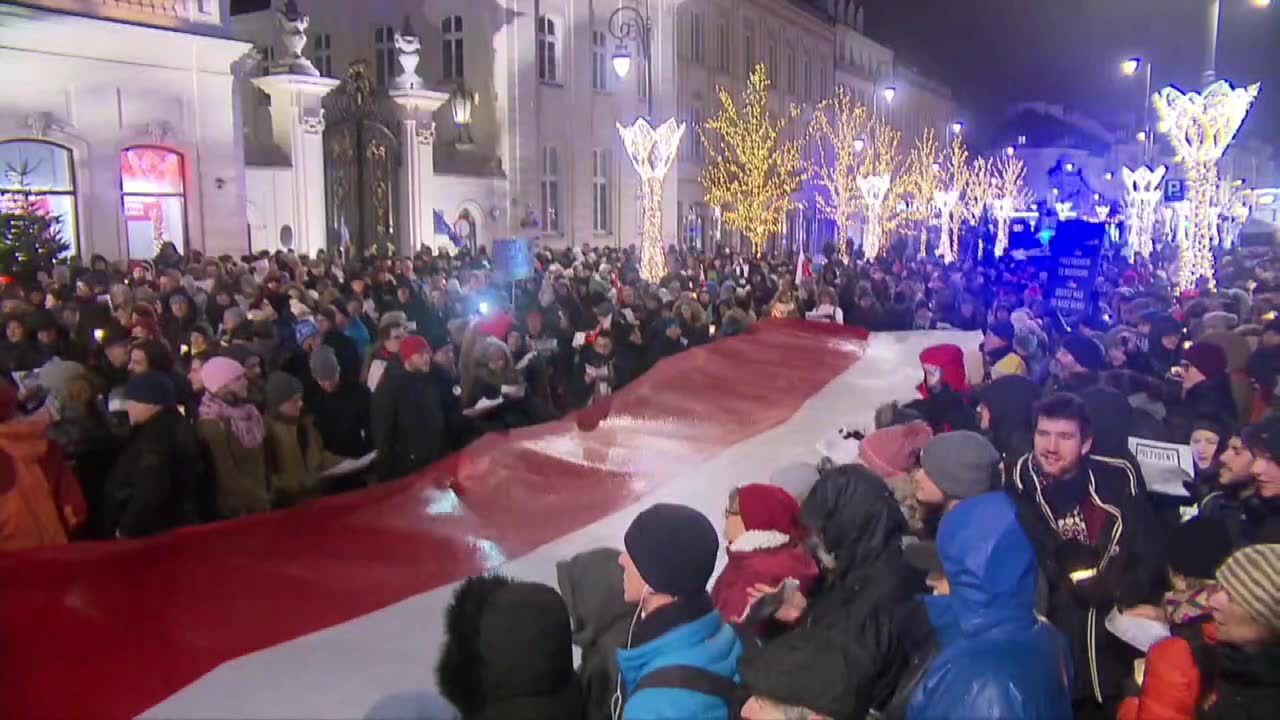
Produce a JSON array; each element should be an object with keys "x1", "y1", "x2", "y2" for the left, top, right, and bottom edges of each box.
[{"x1": 863, "y1": 0, "x2": 1280, "y2": 150}]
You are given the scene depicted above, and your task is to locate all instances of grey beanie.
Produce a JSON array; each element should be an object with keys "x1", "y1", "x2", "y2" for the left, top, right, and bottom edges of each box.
[
  {"x1": 920, "y1": 431, "x2": 1002, "y2": 500},
  {"x1": 265, "y1": 371, "x2": 304, "y2": 412},
  {"x1": 309, "y1": 345, "x2": 341, "y2": 384}
]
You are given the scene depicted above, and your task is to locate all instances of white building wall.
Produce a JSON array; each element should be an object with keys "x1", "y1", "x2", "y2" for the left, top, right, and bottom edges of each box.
[{"x1": 0, "y1": 5, "x2": 252, "y2": 261}]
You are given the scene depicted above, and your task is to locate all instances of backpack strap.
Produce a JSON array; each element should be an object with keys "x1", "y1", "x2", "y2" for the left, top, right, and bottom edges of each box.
[{"x1": 631, "y1": 665, "x2": 741, "y2": 713}]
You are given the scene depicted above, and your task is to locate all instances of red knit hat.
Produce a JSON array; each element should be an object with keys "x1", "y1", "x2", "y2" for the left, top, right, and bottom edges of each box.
[
  {"x1": 1184, "y1": 341, "x2": 1228, "y2": 380},
  {"x1": 399, "y1": 334, "x2": 431, "y2": 363},
  {"x1": 860, "y1": 420, "x2": 934, "y2": 479},
  {"x1": 736, "y1": 484, "x2": 801, "y2": 537}
]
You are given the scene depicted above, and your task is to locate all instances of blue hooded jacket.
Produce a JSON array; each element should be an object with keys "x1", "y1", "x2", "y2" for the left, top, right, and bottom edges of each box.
[
  {"x1": 908, "y1": 493, "x2": 1074, "y2": 720},
  {"x1": 616, "y1": 609, "x2": 742, "y2": 720}
]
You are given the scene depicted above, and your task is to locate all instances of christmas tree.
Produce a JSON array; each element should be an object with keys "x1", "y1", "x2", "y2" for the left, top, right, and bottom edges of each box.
[{"x1": 1, "y1": 159, "x2": 70, "y2": 283}]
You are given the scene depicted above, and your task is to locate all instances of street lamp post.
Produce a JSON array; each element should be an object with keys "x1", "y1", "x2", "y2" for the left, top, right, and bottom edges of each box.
[
  {"x1": 609, "y1": 0, "x2": 654, "y2": 119},
  {"x1": 1122, "y1": 57, "x2": 1153, "y2": 161},
  {"x1": 1205, "y1": 0, "x2": 1271, "y2": 85}
]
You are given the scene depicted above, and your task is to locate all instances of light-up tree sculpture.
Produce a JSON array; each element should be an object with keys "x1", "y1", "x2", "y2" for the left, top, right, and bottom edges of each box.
[
  {"x1": 701, "y1": 64, "x2": 804, "y2": 255},
  {"x1": 1152, "y1": 80, "x2": 1260, "y2": 290},
  {"x1": 855, "y1": 118, "x2": 904, "y2": 258},
  {"x1": 1122, "y1": 165, "x2": 1166, "y2": 257},
  {"x1": 618, "y1": 117, "x2": 686, "y2": 282},
  {"x1": 937, "y1": 133, "x2": 981, "y2": 263},
  {"x1": 902, "y1": 129, "x2": 943, "y2": 257},
  {"x1": 807, "y1": 86, "x2": 872, "y2": 261},
  {"x1": 933, "y1": 190, "x2": 959, "y2": 260},
  {"x1": 857, "y1": 175, "x2": 892, "y2": 258},
  {"x1": 991, "y1": 151, "x2": 1034, "y2": 257}
]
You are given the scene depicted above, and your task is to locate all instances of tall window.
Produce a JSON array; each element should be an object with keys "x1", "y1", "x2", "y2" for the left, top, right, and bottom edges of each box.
[
  {"x1": 692, "y1": 105, "x2": 705, "y2": 161},
  {"x1": 591, "y1": 30, "x2": 607, "y2": 92},
  {"x1": 766, "y1": 40, "x2": 777, "y2": 80},
  {"x1": 743, "y1": 21, "x2": 754, "y2": 77},
  {"x1": 310, "y1": 32, "x2": 331, "y2": 77},
  {"x1": 442, "y1": 16, "x2": 464, "y2": 80},
  {"x1": 541, "y1": 146, "x2": 561, "y2": 233},
  {"x1": 120, "y1": 146, "x2": 186, "y2": 259},
  {"x1": 592, "y1": 148, "x2": 611, "y2": 233},
  {"x1": 0, "y1": 140, "x2": 78, "y2": 257},
  {"x1": 690, "y1": 11, "x2": 705, "y2": 65},
  {"x1": 536, "y1": 15, "x2": 559, "y2": 83},
  {"x1": 374, "y1": 25, "x2": 395, "y2": 88},
  {"x1": 804, "y1": 57, "x2": 813, "y2": 100},
  {"x1": 715, "y1": 18, "x2": 730, "y2": 72},
  {"x1": 786, "y1": 50, "x2": 796, "y2": 95},
  {"x1": 819, "y1": 65, "x2": 828, "y2": 99},
  {"x1": 259, "y1": 43, "x2": 275, "y2": 75}
]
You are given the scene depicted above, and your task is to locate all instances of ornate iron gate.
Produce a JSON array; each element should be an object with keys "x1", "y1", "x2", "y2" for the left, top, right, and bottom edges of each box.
[{"x1": 323, "y1": 60, "x2": 399, "y2": 257}]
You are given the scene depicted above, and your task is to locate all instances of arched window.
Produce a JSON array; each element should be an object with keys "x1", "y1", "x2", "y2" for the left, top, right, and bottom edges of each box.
[
  {"x1": 120, "y1": 146, "x2": 187, "y2": 259},
  {"x1": 0, "y1": 139, "x2": 79, "y2": 257}
]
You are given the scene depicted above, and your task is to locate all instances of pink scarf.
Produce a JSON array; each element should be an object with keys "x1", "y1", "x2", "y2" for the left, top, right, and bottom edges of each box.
[{"x1": 199, "y1": 393, "x2": 265, "y2": 449}]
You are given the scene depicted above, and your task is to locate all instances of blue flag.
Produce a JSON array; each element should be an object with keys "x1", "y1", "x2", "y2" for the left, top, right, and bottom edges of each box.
[{"x1": 433, "y1": 210, "x2": 465, "y2": 248}]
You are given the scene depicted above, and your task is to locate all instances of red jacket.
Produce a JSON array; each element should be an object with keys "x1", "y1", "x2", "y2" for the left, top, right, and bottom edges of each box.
[
  {"x1": 711, "y1": 530, "x2": 819, "y2": 623},
  {"x1": 1117, "y1": 623, "x2": 1217, "y2": 720}
]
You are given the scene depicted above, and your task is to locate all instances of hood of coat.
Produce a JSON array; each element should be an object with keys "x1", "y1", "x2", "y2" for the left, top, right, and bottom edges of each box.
[
  {"x1": 738, "y1": 625, "x2": 864, "y2": 719},
  {"x1": 930, "y1": 492, "x2": 1037, "y2": 639},
  {"x1": 917, "y1": 344, "x2": 970, "y2": 398},
  {"x1": 800, "y1": 464, "x2": 907, "y2": 586},
  {"x1": 728, "y1": 529, "x2": 792, "y2": 553},
  {"x1": 1078, "y1": 384, "x2": 1136, "y2": 458},
  {"x1": 555, "y1": 547, "x2": 636, "y2": 650},
  {"x1": 436, "y1": 575, "x2": 579, "y2": 719},
  {"x1": 977, "y1": 375, "x2": 1039, "y2": 457}
]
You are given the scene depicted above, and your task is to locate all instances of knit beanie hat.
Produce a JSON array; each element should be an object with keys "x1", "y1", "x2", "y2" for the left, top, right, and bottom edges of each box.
[
  {"x1": 1216, "y1": 544, "x2": 1280, "y2": 633},
  {"x1": 734, "y1": 484, "x2": 802, "y2": 538},
  {"x1": 920, "y1": 431, "x2": 1002, "y2": 500},
  {"x1": 1061, "y1": 335, "x2": 1105, "y2": 372},
  {"x1": 124, "y1": 371, "x2": 176, "y2": 408},
  {"x1": 294, "y1": 318, "x2": 320, "y2": 346},
  {"x1": 399, "y1": 334, "x2": 431, "y2": 363},
  {"x1": 1184, "y1": 341, "x2": 1228, "y2": 380},
  {"x1": 1168, "y1": 515, "x2": 1235, "y2": 580},
  {"x1": 623, "y1": 503, "x2": 719, "y2": 598},
  {"x1": 265, "y1": 371, "x2": 304, "y2": 412},
  {"x1": 38, "y1": 360, "x2": 89, "y2": 401},
  {"x1": 309, "y1": 345, "x2": 341, "y2": 384},
  {"x1": 859, "y1": 420, "x2": 933, "y2": 479},
  {"x1": 989, "y1": 320, "x2": 1015, "y2": 344},
  {"x1": 201, "y1": 356, "x2": 245, "y2": 394}
]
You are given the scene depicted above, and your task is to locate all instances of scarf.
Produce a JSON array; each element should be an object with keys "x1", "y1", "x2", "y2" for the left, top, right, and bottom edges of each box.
[
  {"x1": 1164, "y1": 584, "x2": 1216, "y2": 627},
  {"x1": 200, "y1": 392, "x2": 265, "y2": 449}
]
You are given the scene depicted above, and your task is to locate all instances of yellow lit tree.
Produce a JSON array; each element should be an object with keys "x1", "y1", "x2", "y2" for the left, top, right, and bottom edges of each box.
[
  {"x1": 807, "y1": 86, "x2": 872, "y2": 260},
  {"x1": 857, "y1": 117, "x2": 906, "y2": 258},
  {"x1": 990, "y1": 152, "x2": 1035, "y2": 257},
  {"x1": 701, "y1": 64, "x2": 804, "y2": 254},
  {"x1": 902, "y1": 129, "x2": 943, "y2": 256}
]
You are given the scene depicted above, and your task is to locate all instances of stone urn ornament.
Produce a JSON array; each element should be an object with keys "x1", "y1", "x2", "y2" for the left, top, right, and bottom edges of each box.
[
  {"x1": 393, "y1": 15, "x2": 423, "y2": 90},
  {"x1": 275, "y1": 0, "x2": 319, "y2": 76}
]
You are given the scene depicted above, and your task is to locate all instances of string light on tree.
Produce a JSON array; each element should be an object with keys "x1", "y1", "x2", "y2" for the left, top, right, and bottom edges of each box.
[
  {"x1": 618, "y1": 117, "x2": 686, "y2": 282},
  {"x1": 857, "y1": 174, "x2": 891, "y2": 258},
  {"x1": 990, "y1": 151, "x2": 1034, "y2": 257},
  {"x1": 701, "y1": 64, "x2": 804, "y2": 255},
  {"x1": 806, "y1": 86, "x2": 871, "y2": 261},
  {"x1": 902, "y1": 129, "x2": 943, "y2": 257},
  {"x1": 1122, "y1": 165, "x2": 1166, "y2": 257},
  {"x1": 1152, "y1": 80, "x2": 1260, "y2": 290}
]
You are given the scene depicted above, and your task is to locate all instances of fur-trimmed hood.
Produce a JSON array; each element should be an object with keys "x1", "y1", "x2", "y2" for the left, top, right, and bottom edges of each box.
[{"x1": 436, "y1": 575, "x2": 584, "y2": 720}]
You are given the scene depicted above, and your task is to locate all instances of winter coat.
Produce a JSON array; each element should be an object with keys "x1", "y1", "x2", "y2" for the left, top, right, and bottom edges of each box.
[
  {"x1": 976, "y1": 375, "x2": 1039, "y2": 460},
  {"x1": 1166, "y1": 376, "x2": 1238, "y2": 447},
  {"x1": 435, "y1": 575, "x2": 586, "y2": 720},
  {"x1": 616, "y1": 598, "x2": 742, "y2": 720},
  {"x1": 1201, "y1": 331, "x2": 1253, "y2": 423},
  {"x1": 556, "y1": 548, "x2": 637, "y2": 720},
  {"x1": 264, "y1": 414, "x2": 345, "y2": 504},
  {"x1": 1117, "y1": 622, "x2": 1280, "y2": 720},
  {"x1": 308, "y1": 382, "x2": 372, "y2": 459},
  {"x1": 196, "y1": 415, "x2": 270, "y2": 518},
  {"x1": 105, "y1": 407, "x2": 202, "y2": 538},
  {"x1": 0, "y1": 412, "x2": 86, "y2": 550},
  {"x1": 710, "y1": 530, "x2": 819, "y2": 625},
  {"x1": 907, "y1": 493, "x2": 1074, "y2": 720},
  {"x1": 323, "y1": 330, "x2": 362, "y2": 386},
  {"x1": 1006, "y1": 453, "x2": 1168, "y2": 704},
  {"x1": 371, "y1": 365, "x2": 448, "y2": 481}
]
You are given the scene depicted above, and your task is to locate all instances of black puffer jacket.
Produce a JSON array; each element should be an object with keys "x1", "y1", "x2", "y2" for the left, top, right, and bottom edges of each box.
[
  {"x1": 105, "y1": 407, "x2": 203, "y2": 538},
  {"x1": 436, "y1": 575, "x2": 585, "y2": 720},
  {"x1": 371, "y1": 365, "x2": 448, "y2": 481},
  {"x1": 1166, "y1": 375, "x2": 1238, "y2": 446},
  {"x1": 976, "y1": 375, "x2": 1039, "y2": 459}
]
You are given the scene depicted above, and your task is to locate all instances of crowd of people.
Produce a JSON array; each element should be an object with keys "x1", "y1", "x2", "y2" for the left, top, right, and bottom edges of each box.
[{"x1": 3, "y1": 231, "x2": 1280, "y2": 719}]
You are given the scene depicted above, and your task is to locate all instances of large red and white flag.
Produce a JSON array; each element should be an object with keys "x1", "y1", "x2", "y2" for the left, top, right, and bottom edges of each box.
[{"x1": 0, "y1": 322, "x2": 977, "y2": 720}]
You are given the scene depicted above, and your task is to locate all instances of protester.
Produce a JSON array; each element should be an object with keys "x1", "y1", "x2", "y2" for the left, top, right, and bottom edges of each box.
[
  {"x1": 372, "y1": 334, "x2": 449, "y2": 481},
  {"x1": 0, "y1": 382, "x2": 86, "y2": 550},
  {"x1": 912, "y1": 430, "x2": 1002, "y2": 522},
  {"x1": 197, "y1": 355, "x2": 269, "y2": 518},
  {"x1": 556, "y1": 548, "x2": 635, "y2": 720},
  {"x1": 1189, "y1": 430, "x2": 1261, "y2": 547},
  {"x1": 435, "y1": 575, "x2": 585, "y2": 720},
  {"x1": 1240, "y1": 416, "x2": 1280, "y2": 543},
  {"x1": 1054, "y1": 334, "x2": 1105, "y2": 394},
  {"x1": 263, "y1": 371, "x2": 345, "y2": 506},
  {"x1": 307, "y1": 345, "x2": 373, "y2": 459},
  {"x1": 1006, "y1": 393, "x2": 1167, "y2": 718},
  {"x1": 976, "y1": 374, "x2": 1040, "y2": 459},
  {"x1": 984, "y1": 319, "x2": 1028, "y2": 379},
  {"x1": 616, "y1": 503, "x2": 742, "y2": 719}
]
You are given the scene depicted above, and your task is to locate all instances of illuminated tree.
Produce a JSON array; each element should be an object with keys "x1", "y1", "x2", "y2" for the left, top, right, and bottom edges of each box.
[
  {"x1": 990, "y1": 152, "x2": 1034, "y2": 257},
  {"x1": 701, "y1": 64, "x2": 804, "y2": 254},
  {"x1": 807, "y1": 86, "x2": 871, "y2": 260},
  {"x1": 857, "y1": 117, "x2": 905, "y2": 258},
  {"x1": 1, "y1": 160, "x2": 70, "y2": 283},
  {"x1": 902, "y1": 129, "x2": 943, "y2": 256}
]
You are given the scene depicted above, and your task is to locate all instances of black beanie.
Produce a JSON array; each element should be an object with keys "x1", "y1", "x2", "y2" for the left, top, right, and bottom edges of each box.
[
  {"x1": 1061, "y1": 334, "x2": 1105, "y2": 372},
  {"x1": 124, "y1": 371, "x2": 176, "y2": 408},
  {"x1": 1168, "y1": 515, "x2": 1234, "y2": 580},
  {"x1": 624, "y1": 503, "x2": 719, "y2": 598}
]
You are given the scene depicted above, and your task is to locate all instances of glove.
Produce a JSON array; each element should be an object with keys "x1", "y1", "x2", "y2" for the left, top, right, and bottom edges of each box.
[{"x1": 1054, "y1": 539, "x2": 1116, "y2": 608}]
